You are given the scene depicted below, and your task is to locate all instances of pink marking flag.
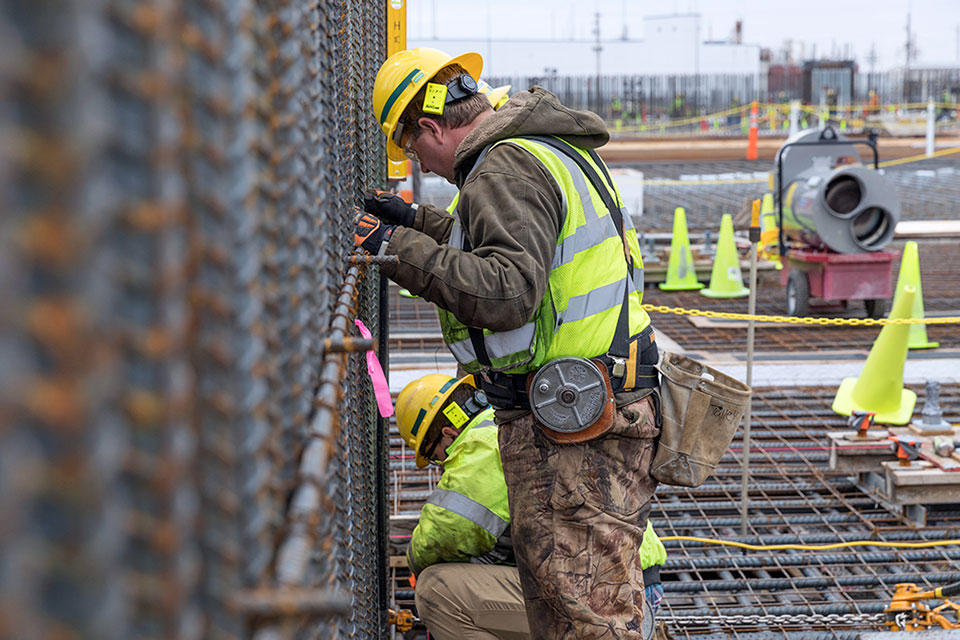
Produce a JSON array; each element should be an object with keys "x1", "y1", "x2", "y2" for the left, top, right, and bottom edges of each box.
[{"x1": 354, "y1": 319, "x2": 394, "y2": 418}]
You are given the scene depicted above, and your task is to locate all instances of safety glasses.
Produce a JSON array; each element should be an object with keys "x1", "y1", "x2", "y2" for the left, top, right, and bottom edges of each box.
[
  {"x1": 421, "y1": 433, "x2": 444, "y2": 465},
  {"x1": 393, "y1": 119, "x2": 420, "y2": 163}
]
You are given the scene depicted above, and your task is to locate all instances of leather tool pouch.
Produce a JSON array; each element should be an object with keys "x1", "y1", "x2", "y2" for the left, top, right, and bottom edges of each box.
[{"x1": 651, "y1": 352, "x2": 751, "y2": 487}]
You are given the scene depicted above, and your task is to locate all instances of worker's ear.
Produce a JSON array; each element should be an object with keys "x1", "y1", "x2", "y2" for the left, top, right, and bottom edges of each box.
[
  {"x1": 417, "y1": 117, "x2": 443, "y2": 142},
  {"x1": 440, "y1": 426, "x2": 460, "y2": 440}
]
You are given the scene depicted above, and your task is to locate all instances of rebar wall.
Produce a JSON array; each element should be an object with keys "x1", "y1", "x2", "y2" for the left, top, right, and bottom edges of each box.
[{"x1": 0, "y1": 0, "x2": 387, "y2": 638}]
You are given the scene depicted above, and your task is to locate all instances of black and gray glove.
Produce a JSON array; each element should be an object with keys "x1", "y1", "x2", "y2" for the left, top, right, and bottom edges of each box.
[
  {"x1": 363, "y1": 189, "x2": 417, "y2": 227},
  {"x1": 354, "y1": 211, "x2": 395, "y2": 255}
]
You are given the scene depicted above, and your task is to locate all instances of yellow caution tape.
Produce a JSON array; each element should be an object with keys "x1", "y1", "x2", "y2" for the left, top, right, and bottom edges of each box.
[
  {"x1": 641, "y1": 303, "x2": 960, "y2": 326},
  {"x1": 661, "y1": 535, "x2": 960, "y2": 551}
]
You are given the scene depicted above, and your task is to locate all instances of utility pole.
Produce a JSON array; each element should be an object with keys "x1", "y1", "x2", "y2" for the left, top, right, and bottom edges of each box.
[
  {"x1": 621, "y1": 0, "x2": 628, "y2": 40},
  {"x1": 593, "y1": 11, "x2": 603, "y2": 114},
  {"x1": 905, "y1": 10, "x2": 912, "y2": 69},
  {"x1": 904, "y1": 9, "x2": 913, "y2": 103}
]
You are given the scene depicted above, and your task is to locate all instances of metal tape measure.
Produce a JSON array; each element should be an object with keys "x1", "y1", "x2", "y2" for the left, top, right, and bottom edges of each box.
[{"x1": 529, "y1": 358, "x2": 607, "y2": 433}]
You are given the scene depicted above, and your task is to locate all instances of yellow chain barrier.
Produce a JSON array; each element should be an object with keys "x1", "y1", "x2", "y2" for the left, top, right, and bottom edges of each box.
[
  {"x1": 641, "y1": 303, "x2": 960, "y2": 327},
  {"x1": 877, "y1": 145, "x2": 960, "y2": 168},
  {"x1": 610, "y1": 101, "x2": 959, "y2": 132}
]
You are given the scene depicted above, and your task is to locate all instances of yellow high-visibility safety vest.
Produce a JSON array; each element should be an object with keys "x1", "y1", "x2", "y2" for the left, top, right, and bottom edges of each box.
[{"x1": 438, "y1": 136, "x2": 651, "y2": 374}]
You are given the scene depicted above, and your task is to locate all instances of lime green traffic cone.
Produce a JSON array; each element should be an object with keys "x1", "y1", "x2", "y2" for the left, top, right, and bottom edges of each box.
[
  {"x1": 700, "y1": 214, "x2": 749, "y2": 298},
  {"x1": 759, "y1": 193, "x2": 776, "y2": 234},
  {"x1": 658, "y1": 207, "x2": 704, "y2": 291},
  {"x1": 892, "y1": 241, "x2": 938, "y2": 349},
  {"x1": 832, "y1": 284, "x2": 918, "y2": 424}
]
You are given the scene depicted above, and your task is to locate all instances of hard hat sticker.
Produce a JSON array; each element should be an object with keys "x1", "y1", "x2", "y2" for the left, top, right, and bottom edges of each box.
[
  {"x1": 442, "y1": 402, "x2": 469, "y2": 427},
  {"x1": 423, "y1": 83, "x2": 447, "y2": 115}
]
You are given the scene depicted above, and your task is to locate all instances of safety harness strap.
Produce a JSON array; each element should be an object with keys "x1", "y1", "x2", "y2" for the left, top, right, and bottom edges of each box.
[{"x1": 519, "y1": 135, "x2": 632, "y2": 362}]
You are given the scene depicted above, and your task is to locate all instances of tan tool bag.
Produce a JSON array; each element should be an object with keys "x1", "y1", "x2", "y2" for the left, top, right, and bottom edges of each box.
[{"x1": 651, "y1": 352, "x2": 751, "y2": 487}]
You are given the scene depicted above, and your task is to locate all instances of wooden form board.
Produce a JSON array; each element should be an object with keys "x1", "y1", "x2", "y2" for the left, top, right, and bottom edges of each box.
[
  {"x1": 827, "y1": 430, "x2": 896, "y2": 473},
  {"x1": 882, "y1": 459, "x2": 960, "y2": 506}
]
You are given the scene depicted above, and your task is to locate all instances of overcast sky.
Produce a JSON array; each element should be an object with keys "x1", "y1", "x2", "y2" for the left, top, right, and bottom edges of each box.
[{"x1": 407, "y1": 0, "x2": 960, "y2": 70}]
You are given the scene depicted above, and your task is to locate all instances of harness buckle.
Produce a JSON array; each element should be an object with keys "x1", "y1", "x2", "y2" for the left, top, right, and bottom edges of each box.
[{"x1": 610, "y1": 355, "x2": 626, "y2": 379}]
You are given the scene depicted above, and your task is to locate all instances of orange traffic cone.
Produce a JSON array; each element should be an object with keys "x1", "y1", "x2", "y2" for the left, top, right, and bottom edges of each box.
[{"x1": 746, "y1": 100, "x2": 759, "y2": 161}]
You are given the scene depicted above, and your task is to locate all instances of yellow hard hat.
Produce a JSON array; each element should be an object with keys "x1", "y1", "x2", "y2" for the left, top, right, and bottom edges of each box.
[
  {"x1": 373, "y1": 47, "x2": 483, "y2": 159},
  {"x1": 395, "y1": 373, "x2": 476, "y2": 468},
  {"x1": 477, "y1": 80, "x2": 511, "y2": 110}
]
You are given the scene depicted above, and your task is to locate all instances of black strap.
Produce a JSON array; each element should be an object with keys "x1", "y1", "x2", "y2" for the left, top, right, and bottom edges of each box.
[
  {"x1": 642, "y1": 565, "x2": 661, "y2": 587},
  {"x1": 455, "y1": 198, "x2": 493, "y2": 367},
  {"x1": 469, "y1": 328, "x2": 492, "y2": 368},
  {"x1": 518, "y1": 135, "x2": 632, "y2": 360}
]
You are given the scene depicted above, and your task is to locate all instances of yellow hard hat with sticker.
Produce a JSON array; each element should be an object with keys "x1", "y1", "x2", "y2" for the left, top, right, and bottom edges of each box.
[
  {"x1": 373, "y1": 48, "x2": 482, "y2": 160},
  {"x1": 477, "y1": 80, "x2": 511, "y2": 110},
  {"x1": 395, "y1": 374, "x2": 478, "y2": 468}
]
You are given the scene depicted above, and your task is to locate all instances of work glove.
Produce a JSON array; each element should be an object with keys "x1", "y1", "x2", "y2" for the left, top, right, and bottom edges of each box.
[
  {"x1": 363, "y1": 189, "x2": 417, "y2": 227},
  {"x1": 354, "y1": 210, "x2": 395, "y2": 255}
]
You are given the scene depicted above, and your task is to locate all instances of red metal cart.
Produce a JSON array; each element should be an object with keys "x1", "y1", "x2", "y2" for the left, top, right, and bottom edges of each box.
[{"x1": 781, "y1": 247, "x2": 897, "y2": 318}]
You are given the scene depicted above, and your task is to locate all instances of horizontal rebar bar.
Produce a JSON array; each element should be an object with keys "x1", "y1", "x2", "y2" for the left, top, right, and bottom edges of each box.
[
  {"x1": 654, "y1": 497, "x2": 877, "y2": 512},
  {"x1": 665, "y1": 632, "x2": 862, "y2": 640},
  {"x1": 666, "y1": 602, "x2": 888, "y2": 617},
  {"x1": 348, "y1": 254, "x2": 399, "y2": 265},
  {"x1": 663, "y1": 572, "x2": 960, "y2": 593},
  {"x1": 230, "y1": 588, "x2": 353, "y2": 616},
  {"x1": 661, "y1": 529, "x2": 959, "y2": 548},
  {"x1": 323, "y1": 336, "x2": 374, "y2": 353},
  {"x1": 665, "y1": 549, "x2": 960, "y2": 571},
  {"x1": 656, "y1": 512, "x2": 891, "y2": 530}
]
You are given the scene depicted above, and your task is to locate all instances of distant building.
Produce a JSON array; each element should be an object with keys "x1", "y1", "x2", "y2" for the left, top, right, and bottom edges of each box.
[
  {"x1": 410, "y1": 14, "x2": 762, "y2": 77},
  {"x1": 802, "y1": 60, "x2": 857, "y2": 106}
]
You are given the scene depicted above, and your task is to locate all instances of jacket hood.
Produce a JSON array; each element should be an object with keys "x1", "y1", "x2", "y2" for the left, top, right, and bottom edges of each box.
[{"x1": 455, "y1": 86, "x2": 609, "y2": 180}]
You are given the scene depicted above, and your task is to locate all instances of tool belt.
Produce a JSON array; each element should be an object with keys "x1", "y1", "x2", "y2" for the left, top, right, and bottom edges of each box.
[{"x1": 478, "y1": 326, "x2": 659, "y2": 411}]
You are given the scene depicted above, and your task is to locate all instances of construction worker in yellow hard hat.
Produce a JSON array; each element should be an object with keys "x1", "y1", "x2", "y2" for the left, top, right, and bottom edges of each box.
[
  {"x1": 477, "y1": 79, "x2": 511, "y2": 111},
  {"x1": 370, "y1": 47, "x2": 483, "y2": 170},
  {"x1": 356, "y1": 46, "x2": 660, "y2": 637},
  {"x1": 396, "y1": 373, "x2": 667, "y2": 640},
  {"x1": 384, "y1": 77, "x2": 511, "y2": 300}
]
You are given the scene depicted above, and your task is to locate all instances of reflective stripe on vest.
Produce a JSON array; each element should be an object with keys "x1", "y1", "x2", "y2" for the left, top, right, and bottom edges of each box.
[
  {"x1": 440, "y1": 136, "x2": 649, "y2": 373},
  {"x1": 426, "y1": 488, "x2": 508, "y2": 538}
]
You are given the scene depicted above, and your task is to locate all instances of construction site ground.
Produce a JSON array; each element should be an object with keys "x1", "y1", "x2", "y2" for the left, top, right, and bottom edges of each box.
[{"x1": 389, "y1": 149, "x2": 960, "y2": 639}]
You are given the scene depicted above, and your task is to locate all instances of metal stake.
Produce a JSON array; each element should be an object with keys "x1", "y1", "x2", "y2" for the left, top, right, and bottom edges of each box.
[{"x1": 741, "y1": 199, "x2": 761, "y2": 535}]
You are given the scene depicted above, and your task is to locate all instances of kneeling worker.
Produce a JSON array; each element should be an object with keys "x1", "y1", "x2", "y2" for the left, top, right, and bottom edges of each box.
[{"x1": 396, "y1": 374, "x2": 667, "y2": 640}]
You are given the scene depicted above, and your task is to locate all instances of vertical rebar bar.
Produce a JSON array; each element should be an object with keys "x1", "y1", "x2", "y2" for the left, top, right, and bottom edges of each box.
[{"x1": 741, "y1": 201, "x2": 761, "y2": 535}]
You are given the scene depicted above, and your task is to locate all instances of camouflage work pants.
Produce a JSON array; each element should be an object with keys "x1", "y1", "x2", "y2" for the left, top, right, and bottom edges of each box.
[{"x1": 498, "y1": 395, "x2": 659, "y2": 639}]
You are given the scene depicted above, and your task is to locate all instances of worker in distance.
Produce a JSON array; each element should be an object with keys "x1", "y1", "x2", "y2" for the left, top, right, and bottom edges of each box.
[
  {"x1": 354, "y1": 47, "x2": 661, "y2": 638},
  {"x1": 396, "y1": 373, "x2": 666, "y2": 640}
]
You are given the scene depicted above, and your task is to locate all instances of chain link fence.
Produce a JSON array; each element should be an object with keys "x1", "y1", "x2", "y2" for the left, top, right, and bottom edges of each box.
[
  {"x1": 0, "y1": 0, "x2": 388, "y2": 638},
  {"x1": 484, "y1": 69, "x2": 960, "y2": 120}
]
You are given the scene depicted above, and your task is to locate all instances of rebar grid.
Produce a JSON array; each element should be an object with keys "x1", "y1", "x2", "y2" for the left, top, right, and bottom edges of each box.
[
  {"x1": 644, "y1": 240, "x2": 960, "y2": 353},
  {"x1": 385, "y1": 380, "x2": 960, "y2": 637},
  {"x1": 1, "y1": 1, "x2": 387, "y2": 638}
]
